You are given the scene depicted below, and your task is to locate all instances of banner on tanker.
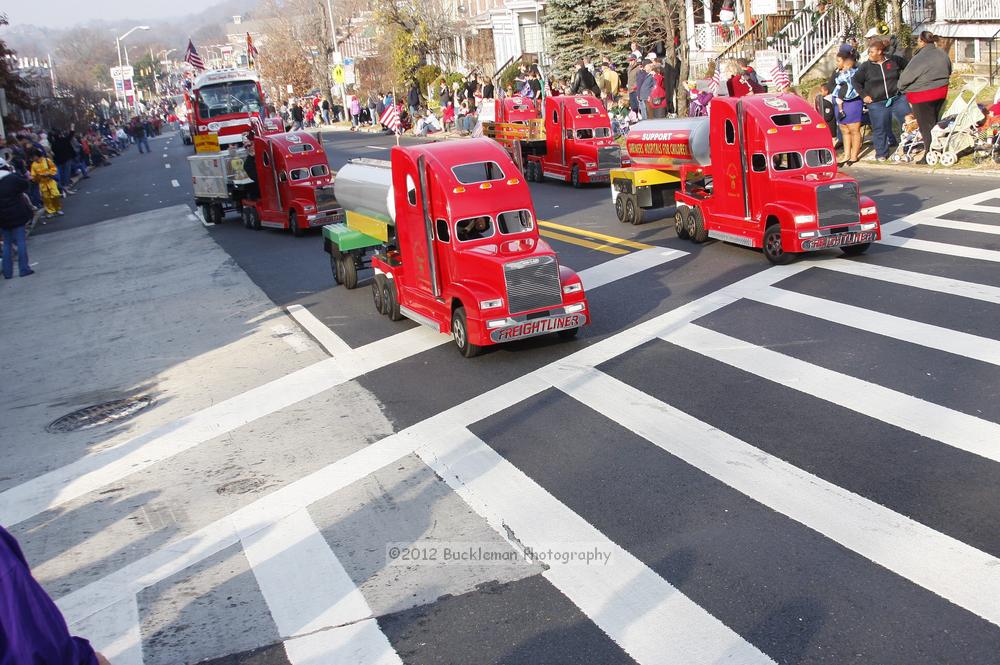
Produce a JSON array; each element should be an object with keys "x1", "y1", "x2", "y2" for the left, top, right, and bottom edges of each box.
[
  {"x1": 754, "y1": 50, "x2": 780, "y2": 82},
  {"x1": 194, "y1": 133, "x2": 220, "y2": 153}
]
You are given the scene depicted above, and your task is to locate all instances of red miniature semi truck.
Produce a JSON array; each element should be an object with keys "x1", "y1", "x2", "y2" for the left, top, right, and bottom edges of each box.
[
  {"x1": 610, "y1": 94, "x2": 882, "y2": 264},
  {"x1": 237, "y1": 131, "x2": 343, "y2": 236},
  {"x1": 494, "y1": 94, "x2": 626, "y2": 187},
  {"x1": 323, "y1": 139, "x2": 591, "y2": 357}
]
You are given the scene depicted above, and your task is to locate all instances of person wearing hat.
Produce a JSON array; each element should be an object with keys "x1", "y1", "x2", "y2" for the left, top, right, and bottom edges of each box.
[
  {"x1": 0, "y1": 156, "x2": 36, "y2": 279},
  {"x1": 626, "y1": 53, "x2": 642, "y2": 115}
]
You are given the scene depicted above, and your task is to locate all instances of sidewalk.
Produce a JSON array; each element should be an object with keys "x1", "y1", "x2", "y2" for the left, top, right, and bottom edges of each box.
[{"x1": 0, "y1": 204, "x2": 327, "y2": 487}]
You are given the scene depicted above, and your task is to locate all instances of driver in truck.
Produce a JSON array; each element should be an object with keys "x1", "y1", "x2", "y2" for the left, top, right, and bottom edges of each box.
[
  {"x1": 241, "y1": 132, "x2": 259, "y2": 200},
  {"x1": 457, "y1": 216, "x2": 493, "y2": 241}
]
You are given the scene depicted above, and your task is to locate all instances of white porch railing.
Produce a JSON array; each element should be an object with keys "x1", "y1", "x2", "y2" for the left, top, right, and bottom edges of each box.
[
  {"x1": 785, "y1": 9, "x2": 849, "y2": 83},
  {"x1": 938, "y1": 0, "x2": 1000, "y2": 20},
  {"x1": 692, "y1": 22, "x2": 748, "y2": 54}
]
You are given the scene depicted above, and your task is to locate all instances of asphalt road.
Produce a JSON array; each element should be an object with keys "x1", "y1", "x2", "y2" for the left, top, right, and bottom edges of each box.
[{"x1": 11, "y1": 125, "x2": 1000, "y2": 664}]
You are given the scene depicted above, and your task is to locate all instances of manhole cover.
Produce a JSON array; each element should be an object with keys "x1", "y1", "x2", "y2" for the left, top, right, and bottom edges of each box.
[
  {"x1": 47, "y1": 396, "x2": 154, "y2": 433},
  {"x1": 216, "y1": 477, "x2": 267, "y2": 495}
]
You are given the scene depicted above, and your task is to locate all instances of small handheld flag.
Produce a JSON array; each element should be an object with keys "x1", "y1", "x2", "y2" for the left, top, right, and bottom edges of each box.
[
  {"x1": 379, "y1": 103, "x2": 401, "y2": 134},
  {"x1": 770, "y1": 62, "x2": 790, "y2": 92},
  {"x1": 247, "y1": 33, "x2": 258, "y2": 69}
]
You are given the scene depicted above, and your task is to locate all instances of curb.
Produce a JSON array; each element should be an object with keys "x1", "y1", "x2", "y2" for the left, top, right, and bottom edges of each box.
[{"x1": 848, "y1": 160, "x2": 1000, "y2": 178}]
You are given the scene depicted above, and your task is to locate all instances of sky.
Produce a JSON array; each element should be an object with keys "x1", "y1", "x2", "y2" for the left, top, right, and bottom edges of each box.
[{"x1": 5, "y1": 0, "x2": 212, "y2": 29}]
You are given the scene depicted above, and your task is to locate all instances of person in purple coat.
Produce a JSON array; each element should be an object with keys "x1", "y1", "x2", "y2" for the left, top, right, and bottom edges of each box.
[{"x1": 0, "y1": 526, "x2": 111, "y2": 664}]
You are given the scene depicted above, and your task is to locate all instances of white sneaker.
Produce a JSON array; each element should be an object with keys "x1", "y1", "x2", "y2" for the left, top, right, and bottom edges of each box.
[{"x1": 56, "y1": 210, "x2": 65, "y2": 216}]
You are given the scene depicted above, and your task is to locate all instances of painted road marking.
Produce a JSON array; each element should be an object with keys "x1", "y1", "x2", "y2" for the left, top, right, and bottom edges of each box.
[
  {"x1": 171, "y1": 179, "x2": 180, "y2": 188},
  {"x1": 538, "y1": 220, "x2": 655, "y2": 250},
  {"x1": 284, "y1": 620, "x2": 402, "y2": 665},
  {"x1": 3, "y1": 245, "x2": 690, "y2": 528},
  {"x1": 815, "y1": 260, "x2": 1000, "y2": 305},
  {"x1": 664, "y1": 324, "x2": 1000, "y2": 464},
  {"x1": 878, "y1": 186, "x2": 1000, "y2": 261},
  {"x1": 907, "y1": 214, "x2": 1000, "y2": 236},
  {"x1": 164, "y1": 163, "x2": 171, "y2": 169},
  {"x1": 365, "y1": 146, "x2": 389, "y2": 151},
  {"x1": 58, "y1": 265, "x2": 807, "y2": 658},
  {"x1": 748, "y1": 286, "x2": 1000, "y2": 367},
  {"x1": 417, "y1": 427, "x2": 775, "y2": 665},
  {"x1": 286, "y1": 304, "x2": 355, "y2": 356},
  {"x1": 540, "y1": 229, "x2": 629, "y2": 255},
  {"x1": 240, "y1": 509, "x2": 402, "y2": 664},
  {"x1": 555, "y1": 365, "x2": 1000, "y2": 628}
]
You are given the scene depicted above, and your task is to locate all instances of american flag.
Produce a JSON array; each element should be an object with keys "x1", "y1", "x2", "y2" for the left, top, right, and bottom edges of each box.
[
  {"x1": 521, "y1": 81, "x2": 534, "y2": 98},
  {"x1": 185, "y1": 39, "x2": 205, "y2": 71},
  {"x1": 708, "y1": 62, "x2": 722, "y2": 95},
  {"x1": 246, "y1": 33, "x2": 258, "y2": 69},
  {"x1": 771, "y1": 62, "x2": 790, "y2": 92},
  {"x1": 379, "y1": 103, "x2": 401, "y2": 134}
]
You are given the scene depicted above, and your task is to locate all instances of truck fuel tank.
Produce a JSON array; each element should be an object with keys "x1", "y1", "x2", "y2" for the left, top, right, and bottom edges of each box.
[
  {"x1": 625, "y1": 117, "x2": 711, "y2": 170},
  {"x1": 333, "y1": 158, "x2": 396, "y2": 224}
]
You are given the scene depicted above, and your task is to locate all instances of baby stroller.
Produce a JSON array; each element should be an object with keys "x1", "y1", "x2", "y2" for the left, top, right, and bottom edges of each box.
[
  {"x1": 891, "y1": 127, "x2": 923, "y2": 162},
  {"x1": 973, "y1": 125, "x2": 1000, "y2": 165},
  {"x1": 925, "y1": 77, "x2": 988, "y2": 166}
]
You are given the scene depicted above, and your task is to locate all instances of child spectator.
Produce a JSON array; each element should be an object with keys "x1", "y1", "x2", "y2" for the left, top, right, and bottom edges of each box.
[{"x1": 30, "y1": 149, "x2": 63, "y2": 218}]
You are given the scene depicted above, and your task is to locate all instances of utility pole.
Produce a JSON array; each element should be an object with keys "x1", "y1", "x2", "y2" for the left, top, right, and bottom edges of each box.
[{"x1": 324, "y1": 0, "x2": 346, "y2": 107}]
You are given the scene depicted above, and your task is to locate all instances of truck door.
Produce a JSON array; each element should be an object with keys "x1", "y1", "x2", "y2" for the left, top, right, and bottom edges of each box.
[
  {"x1": 545, "y1": 98, "x2": 565, "y2": 166},
  {"x1": 391, "y1": 150, "x2": 441, "y2": 308},
  {"x1": 256, "y1": 140, "x2": 280, "y2": 217},
  {"x1": 710, "y1": 102, "x2": 749, "y2": 228}
]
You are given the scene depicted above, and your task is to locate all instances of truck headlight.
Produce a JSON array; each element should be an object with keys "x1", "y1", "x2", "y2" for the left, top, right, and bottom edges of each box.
[
  {"x1": 798, "y1": 230, "x2": 818, "y2": 238},
  {"x1": 860, "y1": 206, "x2": 877, "y2": 216},
  {"x1": 794, "y1": 214, "x2": 816, "y2": 224},
  {"x1": 585, "y1": 162, "x2": 596, "y2": 168},
  {"x1": 562, "y1": 283, "x2": 583, "y2": 294},
  {"x1": 860, "y1": 222, "x2": 878, "y2": 230},
  {"x1": 565, "y1": 303, "x2": 586, "y2": 314},
  {"x1": 480, "y1": 298, "x2": 503, "y2": 310},
  {"x1": 304, "y1": 205, "x2": 316, "y2": 212}
]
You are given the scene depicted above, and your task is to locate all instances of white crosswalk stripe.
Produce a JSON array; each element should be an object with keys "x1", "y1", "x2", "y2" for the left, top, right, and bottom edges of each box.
[{"x1": 878, "y1": 186, "x2": 1000, "y2": 260}]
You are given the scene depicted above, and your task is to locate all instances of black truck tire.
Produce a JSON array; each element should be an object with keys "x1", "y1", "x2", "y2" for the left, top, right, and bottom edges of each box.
[
  {"x1": 763, "y1": 224, "x2": 794, "y2": 265},
  {"x1": 341, "y1": 254, "x2": 359, "y2": 289},
  {"x1": 451, "y1": 307, "x2": 481, "y2": 358}
]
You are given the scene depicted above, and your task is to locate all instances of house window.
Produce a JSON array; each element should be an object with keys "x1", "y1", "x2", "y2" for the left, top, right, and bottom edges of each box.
[{"x1": 956, "y1": 39, "x2": 977, "y2": 63}]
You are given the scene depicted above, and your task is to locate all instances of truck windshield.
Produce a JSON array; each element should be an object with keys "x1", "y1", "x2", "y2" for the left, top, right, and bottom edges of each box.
[
  {"x1": 771, "y1": 113, "x2": 811, "y2": 126},
  {"x1": 576, "y1": 128, "x2": 610, "y2": 139},
  {"x1": 498, "y1": 210, "x2": 534, "y2": 234},
  {"x1": 197, "y1": 81, "x2": 263, "y2": 119},
  {"x1": 772, "y1": 152, "x2": 803, "y2": 171},
  {"x1": 455, "y1": 216, "x2": 495, "y2": 242}
]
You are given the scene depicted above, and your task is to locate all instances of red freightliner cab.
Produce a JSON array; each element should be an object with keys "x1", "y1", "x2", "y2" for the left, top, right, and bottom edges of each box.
[
  {"x1": 368, "y1": 139, "x2": 590, "y2": 357},
  {"x1": 238, "y1": 131, "x2": 343, "y2": 235},
  {"x1": 519, "y1": 94, "x2": 627, "y2": 187}
]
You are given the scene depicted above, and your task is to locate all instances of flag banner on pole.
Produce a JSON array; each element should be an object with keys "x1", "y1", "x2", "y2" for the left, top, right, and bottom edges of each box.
[
  {"x1": 708, "y1": 61, "x2": 722, "y2": 95},
  {"x1": 379, "y1": 104, "x2": 401, "y2": 134},
  {"x1": 770, "y1": 62, "x2": 790, "y2": 92},
  {"x1": 247, "y1": 32, "x2": 258, "y2": 69},
  {"x1": 185, "y1": 40, "x2": 206, "y2": 71}
]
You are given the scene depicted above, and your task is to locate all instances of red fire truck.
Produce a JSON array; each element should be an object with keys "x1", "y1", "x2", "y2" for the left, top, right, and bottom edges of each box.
[
  {"x1": 189, "y1": 69, "x2": 280, "y2": 147},
  {"x1": 324, "y1": 139, "x2": 590, "y2": 357},
  {"x1": 236, "y1": 131, "x2": 343, "y2": 235},
  {"x1": 610, "y1": 94, "x2": 881, "y2": 263},
  {"x1": 499, "y1": 94, "x2": 625, "y2": 187}
]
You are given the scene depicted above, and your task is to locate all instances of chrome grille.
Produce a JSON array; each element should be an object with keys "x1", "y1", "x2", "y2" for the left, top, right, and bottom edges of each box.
[
  {"x1": 816, "y1": 182, "x2": 859, "y2": 228},
  {"x1": 597, "y1": 145, "x2": 621, "y2": 170},
  {"x1": 315, "y1": 185, "x2": 339, "y2": 212},
  {"x1": 504, "y1": 256, "x2": 563, "y2": 314}
]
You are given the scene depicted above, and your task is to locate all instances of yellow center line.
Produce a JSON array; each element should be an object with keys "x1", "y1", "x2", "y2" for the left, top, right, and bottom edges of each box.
[
  {"x1": 538, "y1": 220, "x2": 655, "y2": 250},
  {"x1": 539, "y1": 230, "x2": 629, "y2": 255}
]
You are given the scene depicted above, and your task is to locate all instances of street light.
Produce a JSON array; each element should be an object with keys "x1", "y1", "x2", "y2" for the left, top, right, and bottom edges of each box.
[{"x1": 115, "y1": 25, "x2": 150, "y2": 69}]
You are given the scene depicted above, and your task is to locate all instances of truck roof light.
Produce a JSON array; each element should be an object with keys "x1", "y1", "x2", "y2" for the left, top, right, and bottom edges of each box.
[
  {"x1": 817, "y1": 123, "x2": 827, "y2": 129},
  {"x1": 453, "y1": 186, "x2": 466, "y2": 193},
  {"x1": 480, "y1": 182, "x2": 493, "y2": 189},
  {"x1": 767, "y1": 128, "x2": 778, "y2": 134},
  {"x1": 506, "y1": 178, "x2": 520, "y2": 185},
  {"x1": 792, "y1": 126, "x2": 802, "y2": 131}
]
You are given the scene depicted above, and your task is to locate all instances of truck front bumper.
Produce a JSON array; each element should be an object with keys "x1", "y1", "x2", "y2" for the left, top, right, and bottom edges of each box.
[
  {"x1": 793, "y1": 222, "x2": 880, "y2": 252},
  {"x1": 470, "y1": 302, "x2": 590, "y2": 346},
  {"x1": 307, "y1": 209, "x2": 345, "y2": 228}
]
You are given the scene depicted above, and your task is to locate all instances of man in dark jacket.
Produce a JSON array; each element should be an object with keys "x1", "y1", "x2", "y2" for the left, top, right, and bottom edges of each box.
[
  {"x1": 0, "y1": 157, "x2": 36, "y2": 278},
  {"x1": 408, "y1": 80, "x2": 423, "y2": 119},
  {"x1": 853, "y1": 38, "x2": 910, "y2": 160},
  {"x1": 50, "y1": 130, "x2": 76, "y2": 193},
  {"x1": 569, "y1": 60, "x2": 600, "y2": 97},
  {"x1": 290, "y1": 103, "x2": 305, "y2": 130}
]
